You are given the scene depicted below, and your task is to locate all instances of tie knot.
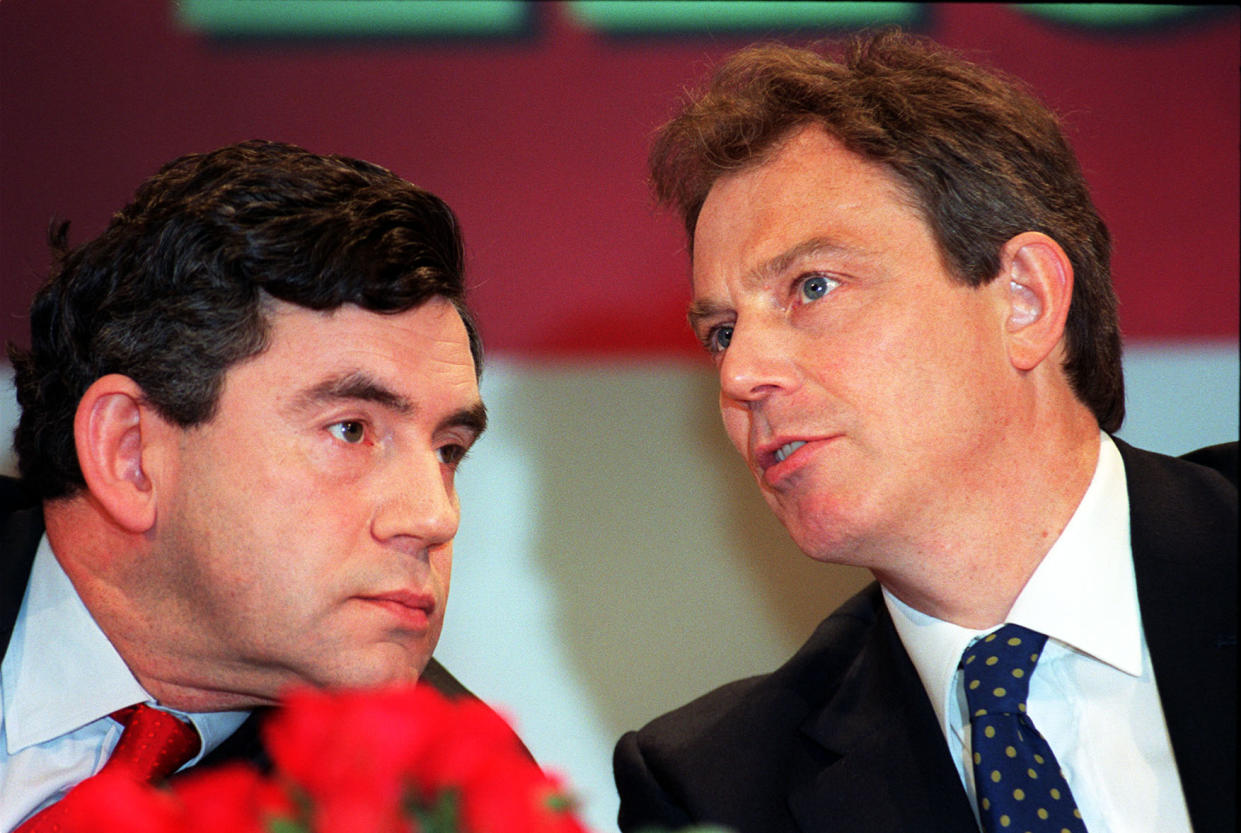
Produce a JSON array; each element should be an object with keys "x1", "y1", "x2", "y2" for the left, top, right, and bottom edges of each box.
[
  {"x1": 12, "y1": 705, "x2": 203, "y2": 833},
  {"x1": 962, "y1": 623, "x2": 1048, "y2": 717},
  {"x1": 103, "y1": 703, "x2": 201, "y2": 783}
]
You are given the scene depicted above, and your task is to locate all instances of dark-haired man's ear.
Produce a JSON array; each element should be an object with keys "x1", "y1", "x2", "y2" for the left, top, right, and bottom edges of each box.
[
  {"x1": 74, "y1": 374, "x2": 164, "y2": 534},
  {"x1": 998, "y1": 231, "x2": 1074, "y2": 372}
]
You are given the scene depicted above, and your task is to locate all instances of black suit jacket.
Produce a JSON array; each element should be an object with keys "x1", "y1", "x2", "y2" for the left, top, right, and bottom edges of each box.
[
  {"x1": 614, "y1": 440, "x2": 1237, "y2": 832},
  {"x1": 0, "y1": 476, "x2": 484, "y2": 774}
]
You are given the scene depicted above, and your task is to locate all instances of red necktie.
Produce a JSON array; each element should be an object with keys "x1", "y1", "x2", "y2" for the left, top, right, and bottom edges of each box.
[{"x1": 15, "y1": 704, "x2": 201, "y2": 832}]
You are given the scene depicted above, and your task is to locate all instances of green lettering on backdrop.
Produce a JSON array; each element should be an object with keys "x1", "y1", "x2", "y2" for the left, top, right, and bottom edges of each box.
[
  {"x1": 1016, "y1": 4, "x2": 1209, "y2": 26},
  {"x1": 564, "y1": 2, "x2": 919, "y2": 31},
  {"x1": 175, "y1": 0, "x2": 529, "y2": 37},
  {"x1": 175, "y1": 1, "x2": 1212, "y2": 37}
]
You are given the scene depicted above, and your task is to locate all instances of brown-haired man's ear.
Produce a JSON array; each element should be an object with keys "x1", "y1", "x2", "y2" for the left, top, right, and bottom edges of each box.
[{"x1": 998, "y1": 231, "x2": 1074, "y2": 372}]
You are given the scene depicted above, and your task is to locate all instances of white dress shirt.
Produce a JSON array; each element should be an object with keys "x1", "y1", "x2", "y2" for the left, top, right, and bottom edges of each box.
[
  {"x1": 0, "y1": 536, "x2": 248, "y2": 831},
  {"x1": 883, "y1": 433, "x2": 1193, "y2": 833}
]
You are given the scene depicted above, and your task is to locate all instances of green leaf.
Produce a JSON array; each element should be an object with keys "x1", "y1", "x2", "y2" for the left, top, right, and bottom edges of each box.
[
  {"x1": 265, "y1": 817, "x2": 309, "y2": 833},
  {"x1": 406, "y1": 787, "x2": 462, "y2": 833}
]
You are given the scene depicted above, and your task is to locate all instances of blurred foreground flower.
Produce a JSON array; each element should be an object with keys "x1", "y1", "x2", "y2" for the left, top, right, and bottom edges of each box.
[{"x1": 55, "y1": 684, "x2": 590, "y2": 833}]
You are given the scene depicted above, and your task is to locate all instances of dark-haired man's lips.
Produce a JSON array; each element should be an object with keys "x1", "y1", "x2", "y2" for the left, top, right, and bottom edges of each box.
[{"x1": 357, "y1": 590, "x2": 436, "y2": 630}]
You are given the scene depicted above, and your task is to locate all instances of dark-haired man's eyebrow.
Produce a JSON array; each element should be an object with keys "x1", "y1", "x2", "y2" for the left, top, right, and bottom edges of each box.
[
  {"x1": 441, "y1": 402, "x2": 488, "y2": 439},
  {"x1": 288, "y1": 370, "x2": 485, "y2": 444},
  {"x1": 291, "y1": 371, "x2": 412, "y2": 414}
]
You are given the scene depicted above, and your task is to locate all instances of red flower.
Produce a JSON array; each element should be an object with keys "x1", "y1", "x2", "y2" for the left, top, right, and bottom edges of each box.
[
  {"x1": 415, "y1": 699, "x2": 530, "y2": 796},
  {"x1": 52, "y1": 768, "x2": 181, "y2": 833},
  {"x1": 458, "y1": 757, "x2": 587, "y2": 833},
  {"x1": 265, "y1": 685, "x2": 451, "y2": 819},
  {"x1": 44, "y1": 683, "x2": 595, "y2": 833},
  {"x1": 170, "y1": 764, "x2": 295, "y2": 833}
]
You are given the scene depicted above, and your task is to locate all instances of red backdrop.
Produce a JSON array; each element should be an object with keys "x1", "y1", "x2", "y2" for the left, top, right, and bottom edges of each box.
[{"x1": 1, "y1": 2, "x2": 1237, "y2": 355}]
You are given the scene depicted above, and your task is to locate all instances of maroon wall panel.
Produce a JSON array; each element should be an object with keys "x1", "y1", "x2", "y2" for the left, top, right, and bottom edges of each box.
[{"x1": 2, "y1": 2, "x2": 1236, "y2": 355}]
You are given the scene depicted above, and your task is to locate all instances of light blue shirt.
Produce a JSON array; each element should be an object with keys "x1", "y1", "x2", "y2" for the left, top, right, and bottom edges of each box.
[{"x1": 0, "y1": 536, "x2": 248, "y2": 830}]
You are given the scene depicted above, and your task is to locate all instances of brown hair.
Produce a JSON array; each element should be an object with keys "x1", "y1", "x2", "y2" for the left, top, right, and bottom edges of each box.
[{"x1": 651, "y1": 30, "x2": 1123, "y2": 432}]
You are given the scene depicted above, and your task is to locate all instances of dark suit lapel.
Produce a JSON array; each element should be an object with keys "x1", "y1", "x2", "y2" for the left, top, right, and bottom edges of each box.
[
  {"x1": 1, "y1": 484, "x2": 45, "y2": 657},
  {"x1": 789, "y1": 607, "x2": 977, "y2": 833},
  {"x1": 195, "y1": 709, "x2": 271, "y2": 771},
  {"x1": 1119, "y1": 439, "x2": 1237, "y2": 833}
]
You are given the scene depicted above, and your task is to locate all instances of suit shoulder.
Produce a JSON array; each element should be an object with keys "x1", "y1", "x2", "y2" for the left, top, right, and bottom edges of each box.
[
  {"x1": 1116, "y1": 438, "x2": 1237, "y2": 489},
  {"x1": 1115, "y1": 438, "x2": 1237, "y2": 519},
  {"x1": 1179, "y1": 442, "x2": 1238, "y2": 489},
  {"x1": 0, "y1": 475, "x2": 39, "y2": 517}
]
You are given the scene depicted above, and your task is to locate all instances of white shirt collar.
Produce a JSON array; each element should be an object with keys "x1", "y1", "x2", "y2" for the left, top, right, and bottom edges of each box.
[
  {"x1": 883, "y1": 432, "x2": 1141, "y2": 735},
  {"x1": 2, "y1": 535, "x2": 248, "y2": 763}
]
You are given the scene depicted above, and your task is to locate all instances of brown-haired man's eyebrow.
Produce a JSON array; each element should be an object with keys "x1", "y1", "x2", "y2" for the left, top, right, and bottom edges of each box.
[
  {"x1": 688, "y1": 237, "x2": 862, "y2": 329},
  {"x1": 754, "y1": 236, "x2": 865, "y2": 285},
  {"x1": 687, "y1": 299, "x2": 730, "y2": 331}
]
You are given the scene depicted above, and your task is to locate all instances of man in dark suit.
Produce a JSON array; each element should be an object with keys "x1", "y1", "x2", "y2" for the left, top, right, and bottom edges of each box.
[
  {"x1": 0, "y1": 140, "x2": 493, "y2": 828},
  {"x1": 614, "y1": 31, "x2": 1236, "y2": 833}
]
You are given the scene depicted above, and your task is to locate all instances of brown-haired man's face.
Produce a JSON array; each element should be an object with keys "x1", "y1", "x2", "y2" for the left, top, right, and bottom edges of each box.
[
  {"x1": 149, "y1": 298, "x2": 484, "y2": 701},
  {"x1": 688, "y1": 124, "x2": 1019, "y2": 575}
]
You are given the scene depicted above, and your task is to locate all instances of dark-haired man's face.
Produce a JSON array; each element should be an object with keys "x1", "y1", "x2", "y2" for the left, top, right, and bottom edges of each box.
[
  {"x1": 688, "y1": 124, "x2": 1019, "y2": 576},
  {"x1": 150, "y1": 298, "x2": 484, "y2": 701}
]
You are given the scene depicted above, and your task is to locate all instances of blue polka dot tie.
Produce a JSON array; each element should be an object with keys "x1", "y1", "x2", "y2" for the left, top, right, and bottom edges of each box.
[{"x1": 962, "y1": 624, "x2": 1088, "y2": 833}]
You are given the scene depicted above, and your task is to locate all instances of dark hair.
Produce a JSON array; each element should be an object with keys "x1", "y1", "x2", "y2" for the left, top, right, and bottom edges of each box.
[
  {"x1": 8, "y1": 139, "x2": 482, "y2": 499},
  {"x1": 650, "y1": 30, "x2": 1123, "y2": 431}
]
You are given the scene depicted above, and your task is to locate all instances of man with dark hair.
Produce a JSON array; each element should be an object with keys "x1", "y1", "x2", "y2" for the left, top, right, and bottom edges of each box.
[
  {"x1": 614, "y1": 31, "x2": 1235, "y2": 833},
  {"x1": 1, "y1": 140, "x2": 490, "y2": 827}
]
